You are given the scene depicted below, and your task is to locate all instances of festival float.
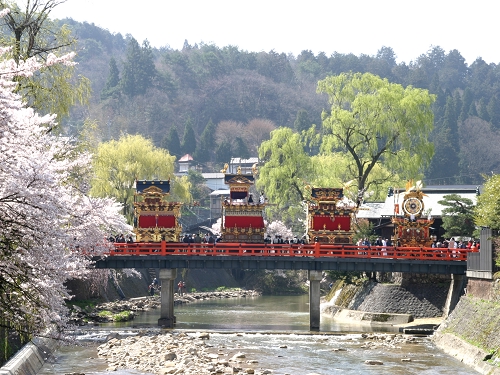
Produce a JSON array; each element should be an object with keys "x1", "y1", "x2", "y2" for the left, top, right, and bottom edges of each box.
[
  {"x1": 133, "y1": 180, "x2": 183, "y2": 242},
  {"x1": 220, "y1": 164, "x2": 266, "y2": 243},
  {"x1": 391, "y1": 180, "x2": 434, "y2": 247},
  {"x1": 307, "y1": 187, "x2": 357, "y2": 244}
]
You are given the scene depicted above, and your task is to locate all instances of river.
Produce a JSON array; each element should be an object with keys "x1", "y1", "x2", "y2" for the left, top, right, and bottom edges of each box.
[{"x1": 38, "y1": 295, "x2": 476, "y2": 374}]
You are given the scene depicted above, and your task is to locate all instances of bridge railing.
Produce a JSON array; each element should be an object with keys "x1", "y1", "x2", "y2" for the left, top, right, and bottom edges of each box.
[{"x1": 109, "y1": 242, "x2": 474, "y2": 261}]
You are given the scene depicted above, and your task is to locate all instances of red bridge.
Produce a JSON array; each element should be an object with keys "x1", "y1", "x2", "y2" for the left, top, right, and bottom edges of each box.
[
  {"x1": 109, "y1": 242, "x2": 473, "y2": 262},
  {"x1": 92, "y1": 242, "x2": 473, "y2": 276}
]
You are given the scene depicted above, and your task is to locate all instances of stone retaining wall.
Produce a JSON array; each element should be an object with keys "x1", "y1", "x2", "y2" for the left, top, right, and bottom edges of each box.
[
  {"x1": 353, "y1": 282, "x2": 449, "y2": 318},
  {"x1": 433, "y1": 278, "x2": 500, "y2": 374}
]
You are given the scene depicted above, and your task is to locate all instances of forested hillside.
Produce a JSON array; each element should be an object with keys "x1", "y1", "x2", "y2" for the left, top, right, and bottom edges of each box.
[{"x1": 61, "y1": 19, "x2": 500, "y2": 186}]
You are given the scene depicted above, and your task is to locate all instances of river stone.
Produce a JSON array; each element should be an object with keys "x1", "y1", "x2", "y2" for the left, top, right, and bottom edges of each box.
[
  {"x1": 162, "y1": 352, "x2": 176, "y2": 361},
  {"x1": 231, "y1": 352, "x2": 246, "y2": 359},
  {"x1": 197, "y1": 331, "x2": 210, "y2": 339},
  {"x1": 365, "y1": 359, "x2": 384, "y2": 365}
]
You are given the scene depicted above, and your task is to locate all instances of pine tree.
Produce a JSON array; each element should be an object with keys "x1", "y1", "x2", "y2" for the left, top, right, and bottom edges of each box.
[
  {"x1": 233, "y1": 137, "x2": 250, "y2": 159},
  {"x1": 294, "y1": 109, "x2": 311, "y2": 133},
  {"x1": 101, "y1": 57, "x2": 120, "y2": 99},
  {"x1": 194, "y1": 119, "x2": 216, "y2": 162},
  {"x1": 121, "y1": 38, "x2": 142, "y2": 96},
  {"x1": 181, "y1": 118, "x2": 197, "y2": 156},
  {"x1": 162, "y1": 127, "x2": 182, "y2": 158},
  {"x1": 460, "y1": 88, "x2": 474, "y2": 123},
  {"x1": 216, "y1": 141, "x2": 232, "y2": 163},
  {"x1": 478, "y1": 97, "x2": 490, "y2": 122},
  {"x1": 137, "y1": 40, "x2": 157, "y2": 94},
  {"x1": 488, "y1": 95, "x2": 500, "y2": 130}
]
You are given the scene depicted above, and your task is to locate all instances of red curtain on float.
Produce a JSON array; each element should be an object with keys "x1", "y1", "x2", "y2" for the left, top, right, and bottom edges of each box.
[
  {"x1": 138, "y1": 215, "x2": 176, "y2": 228},
  {"x1": 138, "y1": 215, "x2": 156, "y2": 228},
  {"x1": 312, "y1": 215, "x2": 351, "y2": 231},
  {"x1": 224, "y1": 216, "x2": 264, "y2": 228},
  {"x1": 157, "y1": 215, "x2": 175, "y2": 228}
]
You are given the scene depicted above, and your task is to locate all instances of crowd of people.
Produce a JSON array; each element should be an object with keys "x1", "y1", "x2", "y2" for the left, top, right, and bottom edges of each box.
[
  {"x1": 264, "y1": 234, "x2": 308, "y2": 244},
  {"x1": 356, "y1": 237, "x2": 391, "y2": 247},
  {"x1": 107, "y1": 231, "x2": 480, "y2": 252},
  {"x1": 181, "y1": 233, "x2": 221, "y2": 244},
  {"x1": 108, "y1": 233, "x2": 134, "y2": 243},
  {"x1": 432, "y1": 237, "x2": 480, "y2": 250},
  {"x1": 147, "y1": 278, "x2": 187, "y2": 297},
  {"x1": 355, "y1": 236, "x2": 480, "y2": 250}
]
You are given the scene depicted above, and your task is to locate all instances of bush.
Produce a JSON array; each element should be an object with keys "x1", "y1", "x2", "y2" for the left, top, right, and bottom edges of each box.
[{"x1": 113, "y1": 311, "x2": 134, "y2": 322}]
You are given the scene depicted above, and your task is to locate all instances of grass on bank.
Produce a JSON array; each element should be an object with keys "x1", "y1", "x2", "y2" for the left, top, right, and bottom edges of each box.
[{"x1": 97, "y1": 310, "x2": 134, "y2": 322}]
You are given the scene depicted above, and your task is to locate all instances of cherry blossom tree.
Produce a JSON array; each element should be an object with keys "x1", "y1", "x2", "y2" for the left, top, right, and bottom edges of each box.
[
  {"x1": 265, "y1": 220, "x2": 293, "y2": 240},
  {"x1": 0, "y1": 9, "x2": 129, "y2": 339}
]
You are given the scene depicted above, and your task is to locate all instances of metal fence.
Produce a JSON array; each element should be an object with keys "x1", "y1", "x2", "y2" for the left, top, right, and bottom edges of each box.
[{"x1": 467, "y1": 228, "x2": 493, "y2": 273}]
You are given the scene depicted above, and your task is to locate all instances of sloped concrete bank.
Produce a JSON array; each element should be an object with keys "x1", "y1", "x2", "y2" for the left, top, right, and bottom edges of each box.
[
  {"x1": 432, "y1": 278, "x2": 500, "y2": 375},
  {"x1": 0, "y1": 335, "x2": 59, "y2": 375},
  {"x1": 329, "y1": 274, "x2": 451, "y2": 319}
]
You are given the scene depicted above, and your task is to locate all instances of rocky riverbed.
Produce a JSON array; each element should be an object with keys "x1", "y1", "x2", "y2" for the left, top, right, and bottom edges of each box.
[
  {"x1": 95, "y1": 330, "x2": 427, "y2": 375},
  {"x1": 69, "y1": 290, "x2": 261, "y2": 325}
]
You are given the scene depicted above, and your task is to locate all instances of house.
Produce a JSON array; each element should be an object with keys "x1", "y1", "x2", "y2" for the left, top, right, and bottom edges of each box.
[
  {"x1": 228, "y1": 157, "x2": 259, "y2": 175},
  {"x1": 177, "y1": 154, "x2": 194, "y2": 174},
  {"x1": 209, "y1": 189, "x2": 230, "y2": 221}
]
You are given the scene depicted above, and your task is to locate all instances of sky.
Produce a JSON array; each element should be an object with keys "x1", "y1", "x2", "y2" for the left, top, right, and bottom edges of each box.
[{"x1": 50, "y1": 0, "x2": 499, "y2": 65}]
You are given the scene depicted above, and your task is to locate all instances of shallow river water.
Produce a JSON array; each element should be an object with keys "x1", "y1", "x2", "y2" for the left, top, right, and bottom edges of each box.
[{"x1": 38, "y1": 295, "x2": 477, "y2": 374}]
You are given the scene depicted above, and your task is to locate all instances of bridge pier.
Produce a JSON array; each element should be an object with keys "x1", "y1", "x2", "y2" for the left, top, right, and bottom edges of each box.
[
  {"x1": 444, "y1": 274, "x2": 466, "y2": 317},
  {"x1": 158, "y1": 268, "x2": 177, "y2": 327},
  {"x1": 308, "y1": 270, "x2": 322, "y2": 331}
]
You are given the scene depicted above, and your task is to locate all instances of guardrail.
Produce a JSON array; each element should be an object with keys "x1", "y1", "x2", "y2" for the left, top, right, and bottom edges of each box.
[{"x1": 106, "y1": 242, "x2": 475, "y2": 261}]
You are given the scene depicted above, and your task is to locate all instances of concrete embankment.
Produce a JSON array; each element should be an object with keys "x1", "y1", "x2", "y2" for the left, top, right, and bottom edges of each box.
[
  {"x1": 432, "y1": 283, "x2": 500, "y2": 375},
  {"x1": 0, "y1": 335, "x2": 59, "y2": 375}
]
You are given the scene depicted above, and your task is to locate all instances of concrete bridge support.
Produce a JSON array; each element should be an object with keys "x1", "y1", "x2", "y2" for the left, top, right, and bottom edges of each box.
[
  {"x1": 158, "y1": 268, "x2": 177, "y2": 327},
  {"x1": 308, "y1": 270, "x2": 322, "y2": 331},
  {"x1": 444, "y1": 274, "x2": 466, "y2": 318}
]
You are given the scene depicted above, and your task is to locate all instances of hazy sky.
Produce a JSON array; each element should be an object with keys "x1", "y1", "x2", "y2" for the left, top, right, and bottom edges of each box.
[{"x1": 50, "y1": 0, "x2": 498, "y2": 65}]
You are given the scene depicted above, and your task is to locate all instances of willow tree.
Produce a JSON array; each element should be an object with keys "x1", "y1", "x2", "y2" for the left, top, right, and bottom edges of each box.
[
  {"x1": 310, "y1": 153, "x2": 406, "y2": 203},
  {"x1": 91, "y1": 134, "x2": 191, "y2": 223},
  {"x1": 258, "y1": 127, "x2": 315, "y2": 226},
  {"x1": 317, "y1": 72, "x2": 435, "y2": 206}
]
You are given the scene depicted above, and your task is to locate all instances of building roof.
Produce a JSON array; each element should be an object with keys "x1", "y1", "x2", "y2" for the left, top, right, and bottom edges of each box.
[
  {"x1": 178, "y1": 154, "x2": 193, "y2": 162},
  {"x1": 210, "y1": 189, "x2": 230, "y2": 196},
  {"x1": 357, "y1": 185, "x2": 480, "y2": 219},
  {"x1": 202, "y1": 173, "x2": 224, "y2": 179},
  {"x1": 230, "y1": 157, "x2": 259, "y2": 164}
]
